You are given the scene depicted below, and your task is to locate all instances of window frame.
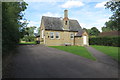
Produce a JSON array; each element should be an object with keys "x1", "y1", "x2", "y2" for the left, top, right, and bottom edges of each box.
[
  {"x1": 56, "y1": 32, "x2": 60, "y2": 39},
  {"x1": 70, "y1": 33, "x2": 74, "y2": 39},
  {"x1": 50, "y1": 32, "x2": 54, "y2": 39}
]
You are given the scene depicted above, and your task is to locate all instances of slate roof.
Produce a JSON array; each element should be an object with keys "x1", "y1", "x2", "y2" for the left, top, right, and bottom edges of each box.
[
  {"x1": 75, "y1": 30, "x2": 84, "y2": 37},
  {"x1": 42, "y1": 16, "x2": 83, "y2": 32}
]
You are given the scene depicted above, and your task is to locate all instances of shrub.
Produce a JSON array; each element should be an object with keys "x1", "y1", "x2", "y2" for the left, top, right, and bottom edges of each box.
[{"x1": 89, "y1": 36, "x2": 120, "y2": 47}]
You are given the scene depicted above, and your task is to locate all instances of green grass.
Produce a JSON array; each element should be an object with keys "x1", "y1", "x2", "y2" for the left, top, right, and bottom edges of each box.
[
  {"x1": 49, "y1": 46, "x2": 96, "y2": 61},
  {"x1": 19, "y1": 41, "x2": 36, "y2": 45},
  {"x1": 91, "y1": 45, "x2": 120, "y2": 62}
]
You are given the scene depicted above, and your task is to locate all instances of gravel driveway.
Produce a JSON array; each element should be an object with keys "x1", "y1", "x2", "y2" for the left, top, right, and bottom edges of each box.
[{"x1": 3, "y1": 45, "x2": 119, "y2": 78}]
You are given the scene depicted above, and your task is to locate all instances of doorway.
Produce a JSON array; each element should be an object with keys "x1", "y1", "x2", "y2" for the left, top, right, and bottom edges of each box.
[{"x1": 83, "y1": 36, "x2": 87, "y2": 45}]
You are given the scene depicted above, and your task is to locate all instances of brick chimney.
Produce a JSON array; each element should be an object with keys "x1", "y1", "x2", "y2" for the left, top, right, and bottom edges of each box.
[{"x1": 63, "y1": 10, "x2": 69, "y2": 30}]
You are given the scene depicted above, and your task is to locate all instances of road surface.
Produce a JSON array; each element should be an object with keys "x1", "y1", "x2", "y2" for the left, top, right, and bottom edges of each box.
[{"x1": 3, "y1": 45, "x2": 119, "y2": 78}]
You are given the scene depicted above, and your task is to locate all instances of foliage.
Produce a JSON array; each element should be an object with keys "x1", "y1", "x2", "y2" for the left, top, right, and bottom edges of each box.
[
  {"x1": 102, "y1": 1, "x2": 120, "y2": 32},
  {"x1": 37, "y1": 27, "x2": 40, "y2": 35},
  {"x1": 2, "y1": 2, "x2": 28, "y2": 54},
  {"x1": 83, "y1": 27, "x2": 100, "y2": 36},
  {"x1": 102, "y1": 26, "x2": 112, "y2": 32},
  {"x1": 50, "y1": 46, "x2": 96, "y2": 60},
  {"x1": 22, "y1": 36, "x2": 35, "y2": 42},
  {"x1": 19, "y1": 20, "x2": 29, "y2": 38},
  {"x1": 90, "y1": 27, "x2": 100, "y2": 36},
  {"x1": 83, "y1": 28, "x2": 88, "y2": 32},
  {"x1": 91, "y1": 45, "x2": 120, "y2": 62},
  {"x1": 105, "y1": 1, "x2": 120, "y2": 22},
  {"x1": 21, "y1": 26, "x2": 36, "y2": 42},
  {"x1": 89, "y1": 36, "x2": 120, "y2": 47}
]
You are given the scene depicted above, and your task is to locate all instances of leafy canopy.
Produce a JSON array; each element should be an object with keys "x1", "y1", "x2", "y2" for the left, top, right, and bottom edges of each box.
[
  {"x1": 2, "y1": 1, "x2": 28, "y2": 53},
  {"x1": 102, "y1": 0, "x2": 120, "y2": 32}
]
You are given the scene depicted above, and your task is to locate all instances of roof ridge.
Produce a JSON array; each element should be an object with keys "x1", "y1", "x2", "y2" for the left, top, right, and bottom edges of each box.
[
  {"x1": 42, "y1": 16, "x2": 78, "y2": 21},
  {"x1": 41, "y1": 16, "x2": 82, "y2": 32},
  {"x1": 42, "y1": 16, "x2": 61, "y2": 19}
]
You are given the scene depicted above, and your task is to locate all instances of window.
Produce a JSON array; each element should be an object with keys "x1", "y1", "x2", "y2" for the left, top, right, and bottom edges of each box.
[
  {"x1": 70, "y1": 34, "x2": 74, "y2": 39},
  {"x1": 50, "y1": 32, "x2": 54, "y2": 39},
  {"x1": 56, "y1": 32, "x2": 60, "y2": 39},
  {"x1": 65, "y1": 21, "x2": 67, "y2": 25}
]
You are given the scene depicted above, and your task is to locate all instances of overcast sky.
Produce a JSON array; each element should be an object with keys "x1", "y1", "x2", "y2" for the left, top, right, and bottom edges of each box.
[{"x1": 23, "y1": 0, "x2": 112, "y2": 32}]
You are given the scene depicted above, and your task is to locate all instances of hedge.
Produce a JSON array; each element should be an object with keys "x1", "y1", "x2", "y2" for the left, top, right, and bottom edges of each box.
[{"x1": 89, "y1": 36, "x2": 120, "y2": 47}]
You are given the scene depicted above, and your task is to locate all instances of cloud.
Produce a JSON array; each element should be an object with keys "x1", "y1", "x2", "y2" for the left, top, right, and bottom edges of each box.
[
  {"x1": 88, "y1": 18, "x2": 110, "y2": 31},
  {"x1": 60, "y1": 1, "x2": 84, "y2": 8},
  {"x1": 80, "y1": 23, "x2": 87, "y2": 28},
  {"x1": 42, "y1": 12, "x2": 61, "y2": 17},
  {"x1": 95, "y1": 1, "x2": 107, "y2": 8}
]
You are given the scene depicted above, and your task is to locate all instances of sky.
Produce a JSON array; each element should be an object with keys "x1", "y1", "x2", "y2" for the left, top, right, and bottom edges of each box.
[{"x1": 22, "y1": 0, "x2": 113, "y2": 32}]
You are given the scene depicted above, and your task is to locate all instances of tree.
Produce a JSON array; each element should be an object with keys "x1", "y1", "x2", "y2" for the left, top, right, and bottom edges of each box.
[
  {"x1": 102, "y1": 27, "x2": 112, "y2": 32},
  {"x1": 83, "y1": 28, "x2": 88, "y2": 33},
  {"x1": 91, "y1": 27, "x2": 100, "y2": 36},
  {"x1": 21, "y1": 26, "x2": 36, "y2": 42},
  {"x1": 19, "y1": 20, "x2": 29, "y2": 38},
  {"x1": 2, "y1": 2, "x2": 28, "y2": 53},
  {"x1": 37, "y1": 27, "x2": 40, "y2": 35},
  {"x1": 83, "y1": 27, "x2": 100, "y2": 36},
  {"x1": 87, "y1": 27, "x2": 100, "y2": 36},
  {"x1": 104, "y1": 0, "x2": 120, "y2": 31}
]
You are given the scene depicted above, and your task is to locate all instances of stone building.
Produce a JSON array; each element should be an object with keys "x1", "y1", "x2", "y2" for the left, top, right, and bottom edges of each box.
[{"x1": 40, "y1": 10, "x2": 89, "y2": 46}]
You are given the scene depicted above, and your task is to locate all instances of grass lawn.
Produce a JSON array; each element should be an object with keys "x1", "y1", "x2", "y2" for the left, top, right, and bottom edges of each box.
[
  {"x1": 49, "y1": 46, "x2": 96, "y2": 61},
  {"x1": 19, "y1": 41, "x2": 36, "y2": 45},
  {"x1": 91, "y1": 45, "x2": 120, "y2": 62}
]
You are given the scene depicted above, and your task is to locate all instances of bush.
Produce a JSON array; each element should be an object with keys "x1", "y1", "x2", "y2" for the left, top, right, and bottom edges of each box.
[
  {"x1": 89, "y1": 36, "x2": 120, "y2": 47},
  {"x1": 21, "y1": 36, "x2": 35, "y2": 42}
]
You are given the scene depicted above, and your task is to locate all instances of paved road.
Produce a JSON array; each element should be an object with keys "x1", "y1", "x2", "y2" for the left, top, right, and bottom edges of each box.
[
  {"x1": 86, "y1": 46, "x2": 118, "y2": 67},
  {"x1": 3, "y1": 45, "x2": 119, "y2": 78}
]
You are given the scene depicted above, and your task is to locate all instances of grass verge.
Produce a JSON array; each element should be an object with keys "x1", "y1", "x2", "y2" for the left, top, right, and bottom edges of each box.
[
  {"x1": 19, "y1": 41, "x2": 36, "y2": 45},
  {"x1": 91, "y1": 45, "x2": 120, "y2": 62},
  {"x1": 49, "y1": 46, "x2": 96, "y2": 61}
]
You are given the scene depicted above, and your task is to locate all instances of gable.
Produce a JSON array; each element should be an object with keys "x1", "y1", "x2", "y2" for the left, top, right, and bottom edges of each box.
[{"x1": 69, "y1": 20, "x2": 82, "y2": 31}]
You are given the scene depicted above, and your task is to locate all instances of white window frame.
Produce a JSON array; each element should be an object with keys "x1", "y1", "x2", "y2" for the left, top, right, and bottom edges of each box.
[
  {"x1": 56, "y1": 32, "x2": 60, "y2": 39},
  {"x1": 50, "y1": 32, "x2": 54, "y2": 39},
  {"x1": 70, "y1": 33, "x2": 74, "y2": 39}
]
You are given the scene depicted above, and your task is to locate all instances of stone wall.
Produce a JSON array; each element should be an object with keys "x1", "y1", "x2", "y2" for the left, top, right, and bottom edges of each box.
[
  {"x1": 43, "y1": 30, "x2": 77, "y2": 46},
  {"x1": 74, "y1": 37, "x2": 83, "y2": 46}
]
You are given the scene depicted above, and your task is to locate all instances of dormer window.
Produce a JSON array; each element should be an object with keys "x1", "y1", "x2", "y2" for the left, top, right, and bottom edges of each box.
[{"x1": 65, "y1": 21, "x2": 67, "y2": 25}]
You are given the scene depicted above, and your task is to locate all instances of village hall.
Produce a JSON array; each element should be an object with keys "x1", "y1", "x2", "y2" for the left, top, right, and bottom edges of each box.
[{"x1": 40, "y1": 10, "x2": 89, "y2": 46}]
